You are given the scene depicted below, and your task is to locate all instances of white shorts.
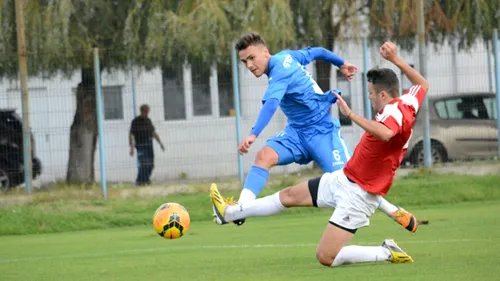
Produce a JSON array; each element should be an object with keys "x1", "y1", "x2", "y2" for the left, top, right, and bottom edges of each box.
[{"x1": 312, "y1": 170, "x2": 380, "y2": 231}]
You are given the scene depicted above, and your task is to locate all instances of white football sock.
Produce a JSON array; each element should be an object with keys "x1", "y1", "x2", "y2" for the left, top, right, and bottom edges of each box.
[
  {"x1": 331, "y1": 245, "x2": 391, "y2": 266},
  {"x1": 226, "y1": 192, "x2": 286, "y2": 222},
  {"x1": 238, "y1": 188, "x2": 256, "y2": 204},
  {"x1": 378, "y1": 197, "x2": 399, "y2": 218}
]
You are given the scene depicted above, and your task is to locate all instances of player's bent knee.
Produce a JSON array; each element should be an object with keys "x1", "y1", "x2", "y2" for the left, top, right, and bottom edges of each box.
[
  {"x1": 254, "y1": 148, "x2": 278, "y2": 169},
  {"x1": 278, "y1": 186, "x2": 295, "y2": 206},
  {"x1": 278, "y1": 181, "x2": 311, "y2": 207},
  {"x1": 315, "y1": 249, "x2": 336, "y2": 267}
]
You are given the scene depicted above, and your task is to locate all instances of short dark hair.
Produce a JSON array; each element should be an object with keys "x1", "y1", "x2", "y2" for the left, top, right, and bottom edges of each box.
[
  {"x1": 235, "y1": 32, "x2": 266, "y2": 52},
  {"x1": 366, "y1": 68, "x2": 400, "y2": 98},
  {"x1": 140, "y1": 104, "x2": 150, "y2": 113}
]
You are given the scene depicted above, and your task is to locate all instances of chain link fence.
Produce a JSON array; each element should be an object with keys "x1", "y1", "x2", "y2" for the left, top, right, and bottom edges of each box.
[{"x1": 0, "y1": 35, "x2": 498, "y2": 190}]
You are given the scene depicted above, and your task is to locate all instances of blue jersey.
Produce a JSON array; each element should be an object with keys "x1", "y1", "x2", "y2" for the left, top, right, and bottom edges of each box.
[{"x1": 262, "y1": 49, "x2": 337, "y2": 128}]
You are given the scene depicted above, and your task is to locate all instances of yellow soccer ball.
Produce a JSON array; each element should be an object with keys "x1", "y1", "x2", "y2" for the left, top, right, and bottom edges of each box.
[{"x1": 153, "y1": 202, "x2": 190, "y2": 239}]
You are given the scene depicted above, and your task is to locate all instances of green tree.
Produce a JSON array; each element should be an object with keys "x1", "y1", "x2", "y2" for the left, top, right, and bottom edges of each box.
[
  {"x1": 123, "y1": 0, "x2": 295, "y2": 67},
  {"x1": 367, "y1": 0, "x2": 500, "y2": 49},
  {"x1": 0, "y1": 0, "x2": 295, "y2": 184}
]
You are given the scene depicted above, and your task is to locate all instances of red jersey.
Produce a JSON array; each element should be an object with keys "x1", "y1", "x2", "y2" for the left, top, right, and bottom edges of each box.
[{"x1": 344, "y1": 85, "x2": 426, "y2": 196}]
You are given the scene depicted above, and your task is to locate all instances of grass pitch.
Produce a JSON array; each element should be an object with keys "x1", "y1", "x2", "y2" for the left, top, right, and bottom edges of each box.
[{"x1": 1, "y1": 201, "x2": 499, "y2": 281}]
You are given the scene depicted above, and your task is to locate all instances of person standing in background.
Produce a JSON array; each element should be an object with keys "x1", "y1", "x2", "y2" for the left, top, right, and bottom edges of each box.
[{"x1": 129, "y1": 104, "x2": 165, "y2": 186}]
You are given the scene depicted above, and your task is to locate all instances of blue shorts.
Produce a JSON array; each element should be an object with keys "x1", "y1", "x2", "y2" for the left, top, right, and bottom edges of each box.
[{"x1": 265, "y1": 119, "x2": 351, "y2": 172}]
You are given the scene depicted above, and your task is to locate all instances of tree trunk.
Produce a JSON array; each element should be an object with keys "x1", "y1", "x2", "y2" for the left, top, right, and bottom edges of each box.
[{"x1": 66, "y1": 66, "x2": 97, "y2": 184}]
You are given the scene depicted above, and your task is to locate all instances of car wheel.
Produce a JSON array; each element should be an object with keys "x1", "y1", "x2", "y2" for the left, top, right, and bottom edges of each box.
[
  {"x1": 411, "y1": 141, "x2": 448, "y2": 167},
  {"x1": 0, "y1": 167, "x2": 11, "y2": 190}
]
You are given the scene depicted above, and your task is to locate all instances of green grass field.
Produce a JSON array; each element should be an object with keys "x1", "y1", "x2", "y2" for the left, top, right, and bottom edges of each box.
[
  {"x1": 1, "y1": 201, "x2": 499, "y2": 281},
  {"x1": 2, "y1": 172, "x2": 500, "y2": 236}
]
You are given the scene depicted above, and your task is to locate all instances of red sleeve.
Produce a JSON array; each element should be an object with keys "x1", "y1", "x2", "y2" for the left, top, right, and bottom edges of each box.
[
  {"x1": 375, "y1": 103, "x2": 402, "y2": 135},
  {"x1": 400, "y1": 85, "x2": 426, "y2": 113}
]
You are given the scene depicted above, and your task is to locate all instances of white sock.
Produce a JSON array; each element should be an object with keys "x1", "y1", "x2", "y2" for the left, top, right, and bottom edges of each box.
[
  {"x1": 226, "y1": 192, "x2": 286, "y2": 221},
  {"x1": 238, "y1": 188, "x2": 256, "y2": 204},
  {"x1": 331, "y1": 246, "x2": 391, "y2": 266},
  {"x1": 378, "y1": 197, "x2": 399, "y2": 218}
]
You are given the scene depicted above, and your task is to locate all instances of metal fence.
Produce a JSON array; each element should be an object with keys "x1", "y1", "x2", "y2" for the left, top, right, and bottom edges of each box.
[{"x1": 0, "y1": 35, "x2": 498, "y2": 192}]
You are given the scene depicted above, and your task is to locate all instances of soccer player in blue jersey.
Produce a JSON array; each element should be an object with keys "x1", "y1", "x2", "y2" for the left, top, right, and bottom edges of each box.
[{"x1": 223, "y1": 32, "x2": 417, "y2": 232}]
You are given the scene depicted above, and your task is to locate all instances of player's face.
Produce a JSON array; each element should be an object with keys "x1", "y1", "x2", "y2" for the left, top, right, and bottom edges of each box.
[
  {"x1": 239, "y1": 44, "x2": 270, "y2": 78},
  {"x1": 368, "y1": 83, "x2": 385, "y2": 112}
]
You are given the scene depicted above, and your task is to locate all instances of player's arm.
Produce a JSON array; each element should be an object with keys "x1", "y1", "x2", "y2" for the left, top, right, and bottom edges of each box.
[
  {"x1": 289, "y1": 47, "x2": 356, "y2": 82},
  {"x1": 348, "y1": 112, "x2": 396, "y2": 142},
  {"x1": 249, "y1": 98, "x2": 280, "y2": 137},
  {"x1": 239, "y1": 57, "x2": 292, "y2": 154},
  {"x1": 289, "y1": 47, "x2": 344, "y2": 67},
  {"x1": 249, "y1": 59, "x2": 291, "y2": 138},
  {"x1": 238, "y1": 96, "x2": 281, "y2": 154},
  {"x1": 393, "y1": 58, "x2": 429, "y2": 93},
  {"x1": 332, "y1": 92, "x2": 397, "y2": 142},
  {"x1": 381, "y1": 42, "x2": 429, "y2": 106}
]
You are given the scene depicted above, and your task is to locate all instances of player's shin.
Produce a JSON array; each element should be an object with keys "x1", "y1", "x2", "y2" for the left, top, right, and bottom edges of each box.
[
  {"x1": 331, "y1": 246, "x2": 391, "y2": 266},
  {"x1": 238, "y1": 165, "x2": 270, "y2": 203},
  {"x1": 377, "y1": 197, "x2": 398, "y2": 216},
  {"x1": 226, "y1": 192, "x2": 286, "y2": 221}
]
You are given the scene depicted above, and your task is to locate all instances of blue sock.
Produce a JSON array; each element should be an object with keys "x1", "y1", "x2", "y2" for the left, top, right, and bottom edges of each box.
[{"x1": 241, "y1": 165, "x2": 269, "y2": 198}]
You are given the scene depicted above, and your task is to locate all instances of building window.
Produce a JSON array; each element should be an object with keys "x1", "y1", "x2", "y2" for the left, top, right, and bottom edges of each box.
[
  {"x1": 163, "y1": 64, "x2": 186, "y2": 120},
  {"x1": 217, "y1": 63, "x2": 235, "y2": 116},
  {"x1": 103, "y1": 86, "x2": 123, "y2": 120},
  {"x1": 336, "y1": 70, "x2": 352, "y2": 126},
  {"x1": 192, "y1": 64, "x2": 212, "y2": 116}
]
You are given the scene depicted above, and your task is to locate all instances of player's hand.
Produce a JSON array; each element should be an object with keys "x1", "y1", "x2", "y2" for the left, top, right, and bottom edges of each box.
[
  {"x1": 380, "y1": 42, "x2": 399, "y2": 62},
  {"x1": 339, "y1": 62, "x2": 358, "y2": 82},
  {"x1": 238, "y1": 134, "x2": 257, "y2": 155},
  {"x1": 160, "y1": 143, "x2": 165, "y2": 151},
  {"x1": 129, "y1": 146, "x2": 134, "y2": 157},
  {"x1": 330, "y1": 89, "x2": 342, "y2": 104},
  {"x1": 332, "y1": 91, "x2": 352, "y2": 117}
]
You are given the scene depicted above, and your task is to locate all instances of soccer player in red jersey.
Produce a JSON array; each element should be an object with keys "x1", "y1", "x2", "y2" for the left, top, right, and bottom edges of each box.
[{"x1": 211, "y1": 42, "x2": 429, "y2": 267}]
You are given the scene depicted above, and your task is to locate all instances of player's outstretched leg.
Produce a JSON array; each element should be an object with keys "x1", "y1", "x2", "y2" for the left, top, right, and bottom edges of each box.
[
  {"x1": 233, "y1": 165, "x2": 270, "y2": 226},
  {"x1": 318, "y1": 227, "x2": 414, "y2": 267},
  {"x1": 210, "y1": 182, "x2": 288, "y2": 224},
  {"x1": 326, "y1": 237, "x2": 413, "y2": 266},
  {"x1": 232, "y1": 164, "x2": 270, "y2": 226},
  {"x1": 211, "y1": 176, "x2": 316, "y2": 225},
  {"x1": 234, "y1": 143, "x2": 297, "y2": 226}
]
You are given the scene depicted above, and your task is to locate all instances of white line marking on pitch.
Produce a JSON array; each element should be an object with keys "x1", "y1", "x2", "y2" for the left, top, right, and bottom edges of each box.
[{"x1": 0, "y1": 238, "x2": 483, "y2": 264}]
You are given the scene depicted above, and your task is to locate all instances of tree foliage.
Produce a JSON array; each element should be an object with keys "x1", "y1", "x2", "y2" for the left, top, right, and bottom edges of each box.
[
  {"x1": 0, "y1": 0, "x2": 135, "y2": 78},
  {"x1": 368, "y1": 0, "x2": 500, "y2": 50},
  {"x1": 123, "y1": 0, "x2": 295, "y2": 69}
]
